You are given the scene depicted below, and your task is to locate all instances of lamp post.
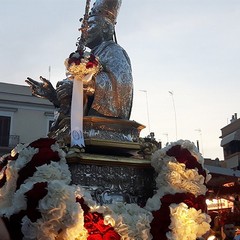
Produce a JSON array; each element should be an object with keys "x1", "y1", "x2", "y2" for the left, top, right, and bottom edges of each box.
[
  {"x1": 195, "y1": 128, "x2": 204, "y2": 155},
  {"x1": 163, "y1": 132, "x2": 169, "y2": 146},
  {"x1": 139, "y1": 90, "x2": 151, "y2": 134},
  {"x1": 48, "y1": 66, "x2": 51, "y2": 80},
  {"x1": 169, "y1": 91, "x2": 178, "y2": 140}
]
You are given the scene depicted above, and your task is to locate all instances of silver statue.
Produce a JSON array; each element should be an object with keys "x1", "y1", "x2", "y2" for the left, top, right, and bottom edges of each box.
[{"x1": 26, "y1": 0, "x2": 133, "y2": 133}]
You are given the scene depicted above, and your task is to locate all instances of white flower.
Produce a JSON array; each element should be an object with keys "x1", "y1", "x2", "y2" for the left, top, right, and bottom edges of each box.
[
  {"x1": 152, "y1": 151, "x2": 208, "y2": 196},
  {"x1": 104, "y1": 214, "x2": 116, "y2": 227},
  {"x1": 167, "y1": 203, "x2": 211, "y2": 240},
  {"x1": 10, "y1": 143, "x2": 29, "y2": 157},
  {"x1": 21, "y1": 181, "x2": 87, "y2": 240},
  {"x1": 25, "y1": 161, "x2": 71, "y2": 185},
  {"x1": 0, "y1": 144, "x2": 37, "y2": 214},
  {"x1": 144, "y1": 191, "x2": 163, "y2": 211},
  {"x1": 105, "y1": 203, "x2": 153, "y2": 240}
]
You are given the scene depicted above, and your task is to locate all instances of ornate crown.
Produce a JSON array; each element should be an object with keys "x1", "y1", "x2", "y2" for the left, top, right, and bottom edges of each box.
[{"x1": 89, "y1": 0, "x2": 122, "y2": 25}]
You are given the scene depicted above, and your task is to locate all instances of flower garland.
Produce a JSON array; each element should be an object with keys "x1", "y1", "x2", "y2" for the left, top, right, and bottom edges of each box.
[
  {"x1": 0, "y1": 138, "x2": 211, "y2": 240},
  {"x1": 145, "y1": 139, "x2": 211, "y2": 240}
]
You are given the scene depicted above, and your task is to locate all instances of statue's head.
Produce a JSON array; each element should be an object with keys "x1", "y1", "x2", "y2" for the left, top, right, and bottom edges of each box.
[{"x1": 85, "y1": 0, "x2": 122, "y2": 48}]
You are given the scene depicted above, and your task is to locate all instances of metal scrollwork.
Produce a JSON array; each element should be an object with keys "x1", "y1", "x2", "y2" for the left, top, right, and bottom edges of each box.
[{"x1": 69, "y1": 163, "x2": 156, "y2": 206}]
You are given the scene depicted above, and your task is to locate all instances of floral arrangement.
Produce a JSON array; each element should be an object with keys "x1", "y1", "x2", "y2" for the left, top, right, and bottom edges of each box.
[
  {"x1": 0, "y1": 138, "x2": 211, "y2": 240},
  {"x1": 64, "y1": 50, "x2": 102, "y2": 147},
  {"x1": 64, "y1": 50, "x2": 101, "y2": 81}
]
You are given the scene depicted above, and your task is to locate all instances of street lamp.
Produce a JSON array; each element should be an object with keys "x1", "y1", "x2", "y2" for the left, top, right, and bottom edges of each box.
[
  {"x1": 169, "y1": 91, "x2": 178, "y2": 140},
  {"x1": 139, "y1": 90, "x2": 151, "y2": 134},
  {"x1": 163, "y1": 132, "x2": 169, "y2": 146},
  {"x1": 195, "y1": 128, "x2": 204, "y2": 155},
  {"x1": 48, "y1": 66, "x2": 51, "y2": 80}
]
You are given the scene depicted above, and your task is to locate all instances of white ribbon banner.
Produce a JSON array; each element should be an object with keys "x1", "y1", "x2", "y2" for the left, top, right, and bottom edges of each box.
[{"x1": 71, "y1": 79, "x2": 85, "y2": 147}]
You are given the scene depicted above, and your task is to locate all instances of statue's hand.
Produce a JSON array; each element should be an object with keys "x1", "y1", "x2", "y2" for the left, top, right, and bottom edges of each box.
[
  {"x1": 56, "y1": 79, "x2": 73, "y2": 102},
  {"x1": 25, "y1": 76, "x2": 59, "y2": 106},
  {"x1": 25, "y1": 76, "x2": 54, "y2": 98}
]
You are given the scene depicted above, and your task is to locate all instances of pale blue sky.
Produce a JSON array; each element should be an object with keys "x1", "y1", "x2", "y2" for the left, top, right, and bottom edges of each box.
[{"x1": 1, "y1": 0, "x2": 240, "y2": 159}]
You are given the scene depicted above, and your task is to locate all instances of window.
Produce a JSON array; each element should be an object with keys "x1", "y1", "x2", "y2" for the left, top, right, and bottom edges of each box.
[
  {"x1": 0, "y1": 116, "x2": 11, "y2": 146},
  {"x1": 48, "y1": 120, "x2": 55, "y2": 132},
  {"x1": 45, "y1": 112, "x2": 55, "y2": 135}
]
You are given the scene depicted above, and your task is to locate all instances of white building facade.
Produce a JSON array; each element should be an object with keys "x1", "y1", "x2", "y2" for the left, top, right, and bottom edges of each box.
[{"x1": 0, "y1": 82, "x2": 55, "y2": 155}]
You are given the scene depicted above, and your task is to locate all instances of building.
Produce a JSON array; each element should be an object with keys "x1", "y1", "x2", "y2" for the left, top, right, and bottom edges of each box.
[
  {"x1": 202, "y1": 114, "x2": 240, "y2": 195},
  {"x1": 0, "y1": 82, "x2": 55, "y2": 156},
  {"x1": 220, "y1": 113, "x2": 240, "y2": 169},
  {"x1": 203, "y1": 114, "x2": 240, "y2": 223}
]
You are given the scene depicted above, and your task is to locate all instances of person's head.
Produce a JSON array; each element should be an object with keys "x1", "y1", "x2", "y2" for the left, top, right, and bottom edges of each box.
[
  {"x1": 85, "y1": 16, "x2": 114, "y2": 48},
  {"x1": 223, "y1": 222, "x2": 236, "y2": 239},
  {"x1": 85, "y1": 0, "x2": 121, "y2": 49}
]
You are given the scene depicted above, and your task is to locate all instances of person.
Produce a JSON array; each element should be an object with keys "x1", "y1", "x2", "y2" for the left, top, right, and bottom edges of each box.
[
  {"x1": 223, "y1": 222, "x2": 237, "y2": 240},
  {"x1": 25, "y1": 0, "x2": 133, "y2": 135},
  {"x1": 235, "y1": 235, "x2": 240, "y2": 240}
]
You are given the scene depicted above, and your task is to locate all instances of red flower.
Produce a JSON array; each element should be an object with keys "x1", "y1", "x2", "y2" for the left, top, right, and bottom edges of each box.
[
  {"x1": 166, "y1": 145, "x2": 206, "y2": 179},
  {"x1": 150, "y1": 202, "x2": 171, "y2": 240},
  {"x1": 17, "y1": 138, "x2": 60, "y2": 189},
  {"x1": 87, "y1": 233, "x2": 103, "y2": 240},
  {"x1": 161, "y1": 193, "x2": 207, "y2": 212},
  {"x1": 24, "y1": 182, "x2": 48, "y2": 222},
  {"x1": 103, "y1": 230, "x2": 121, "y2": 240},
  {"x1": 86, "y1": 62, "x2": 94, "y2": 69},
  {"x1": 28, "y1": 138, "x2": 56, "y2": 149},
  {"x1": 76, "y1": 196, "x2": 90, "y2": 213},
  {"x1": 89, "y1": 54, "x2": 99, "y2": 66},
  {"x1": 68, "y1": 58, "x2": 81, "y2": 65},
  {"x1": 87, "y1": 230, "x2": 120, "y2": 240},
  {"x1": 150, "y1": 193, "x2": 207, "y2": 240},
  {"x1": 85, "y1": 212, "x2": 109, "y2": 232},
  {"x1": 76, "y1": 197, "x2": 120, "y2": 239}
]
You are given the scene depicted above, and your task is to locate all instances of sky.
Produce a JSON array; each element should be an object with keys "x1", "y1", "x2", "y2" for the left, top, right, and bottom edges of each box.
[{"x1": 1, "y1": 0, "x2": 240, "y2": 160}]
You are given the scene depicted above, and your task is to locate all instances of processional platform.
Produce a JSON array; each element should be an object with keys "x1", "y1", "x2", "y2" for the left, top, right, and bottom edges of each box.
[{"x1": 56, "y1": 116, "x2": 157, "y2": 206}]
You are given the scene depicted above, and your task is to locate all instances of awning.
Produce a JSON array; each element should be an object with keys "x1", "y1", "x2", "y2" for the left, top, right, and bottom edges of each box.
[{"x1": 221, "y1": 130, "x2": 240, "y2": 146}]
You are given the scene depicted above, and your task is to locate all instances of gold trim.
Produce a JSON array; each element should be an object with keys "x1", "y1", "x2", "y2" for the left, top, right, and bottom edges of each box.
[
  {"x1": 85, "y1": 138, "x2": 140, "y2": 150},
  {"x1": 66, "y1": 152, "x2": 151, "y2": 167}
]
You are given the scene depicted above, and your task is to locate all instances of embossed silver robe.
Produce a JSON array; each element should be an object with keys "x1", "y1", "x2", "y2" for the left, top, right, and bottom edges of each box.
[{"x1": 89, "y1": 40, "x2": 133, "y2": 119}]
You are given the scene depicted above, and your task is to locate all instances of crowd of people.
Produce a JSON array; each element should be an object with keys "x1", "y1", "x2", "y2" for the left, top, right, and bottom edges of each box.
[{"x1": 196, "y1": 222, "x2": 240, "y2": 240}]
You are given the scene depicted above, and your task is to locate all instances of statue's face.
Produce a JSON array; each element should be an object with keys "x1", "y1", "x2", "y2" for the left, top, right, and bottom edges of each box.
[{"x1": 86, "y1": 16, "x2": 105, "y2": 49}]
